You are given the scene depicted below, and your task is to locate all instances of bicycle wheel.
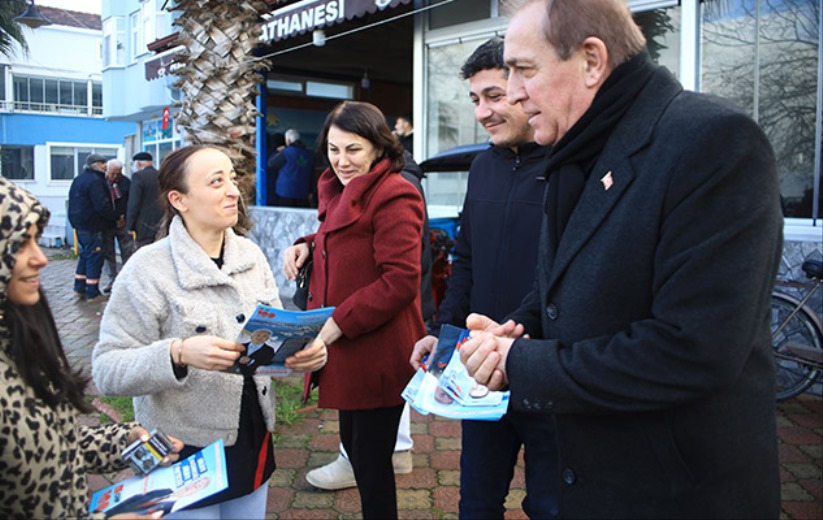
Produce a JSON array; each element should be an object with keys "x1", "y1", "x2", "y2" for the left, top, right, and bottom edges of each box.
[{"x1": 770, "y1": 294, "x2": 823, "y2": 400}]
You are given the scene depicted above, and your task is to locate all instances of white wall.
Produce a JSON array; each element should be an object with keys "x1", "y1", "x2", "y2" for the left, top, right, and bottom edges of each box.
[{"x1": 3, "y1": 24, "x2": 101, "y2": 81}]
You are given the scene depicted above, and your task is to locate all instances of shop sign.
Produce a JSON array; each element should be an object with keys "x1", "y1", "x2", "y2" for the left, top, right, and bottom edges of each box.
[
  {"x1": 260, "y1": 0, "x2": 412, "y2": 43},
  {"x1": 145, "y1": 47, "x2": 185, "y2": 81}
]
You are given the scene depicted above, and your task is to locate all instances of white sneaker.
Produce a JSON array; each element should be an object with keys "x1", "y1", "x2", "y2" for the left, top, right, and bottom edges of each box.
[
  {"x1": 392, "y1": 450, "x2": 413, "y2": 474},
  {"x1": 306, "y1": 454, "x2": 356, "y2": 490},
  {"x1": 305, "y1": 451, "x2": 414, "y2": 490}
]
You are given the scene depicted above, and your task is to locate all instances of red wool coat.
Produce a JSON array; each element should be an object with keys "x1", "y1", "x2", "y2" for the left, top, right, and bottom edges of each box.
[{"x1": 302, "y1": 158, "x2": 425, "y2": 410}]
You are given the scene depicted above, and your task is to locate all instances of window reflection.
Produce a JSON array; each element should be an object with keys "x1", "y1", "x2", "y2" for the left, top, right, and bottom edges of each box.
[{"x1": 701, "y1": 0, "x2": 820, "y2": 219}]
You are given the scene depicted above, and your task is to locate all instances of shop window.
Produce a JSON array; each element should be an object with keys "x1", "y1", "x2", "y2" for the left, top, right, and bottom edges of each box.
[
  {"x1": 701, "y1": 0, "x2": 820, "y2": 219},
  {"x1": 429, "y1": 0, "x2": 492, "y2": 30},
  {"x1": 634, "y1": 5, "x2": 680, "y2": 77},
  {"x1": 425, "y1": 38, "x2": 494, "y2": 158},
  {"x1": 0, "y1": 145, "x2": 35, "y2": 180},
  {"x1": 142, "y1": 115, "x2": 181, "y2": 166}
]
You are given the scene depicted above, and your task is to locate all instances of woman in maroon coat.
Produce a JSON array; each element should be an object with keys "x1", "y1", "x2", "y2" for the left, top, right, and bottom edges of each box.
[{"x1": 284, "y1": 101, "x2": 425, "y2": 519}]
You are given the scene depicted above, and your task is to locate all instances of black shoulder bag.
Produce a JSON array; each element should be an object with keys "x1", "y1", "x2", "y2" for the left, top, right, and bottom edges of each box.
[{"x1": 293, "y1": 257, "x2": 312, "y2": 310}]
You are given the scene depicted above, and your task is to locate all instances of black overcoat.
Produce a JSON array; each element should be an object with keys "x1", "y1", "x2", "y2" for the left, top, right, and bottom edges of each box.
[{"x1": 507, "y1": 67, "x2": 783, "y2": 518}]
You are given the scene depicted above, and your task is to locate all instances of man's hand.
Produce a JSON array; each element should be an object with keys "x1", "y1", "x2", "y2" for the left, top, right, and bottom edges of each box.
[
  {"x1": 410, "y1": 335, "x2": 438, "y2": 370},
  {"x1": 466, "y1": 313, "x2": 526, "y2": 339},
  {"x1": 460, "y1": 329, "x2": 513, "y2": 392}
]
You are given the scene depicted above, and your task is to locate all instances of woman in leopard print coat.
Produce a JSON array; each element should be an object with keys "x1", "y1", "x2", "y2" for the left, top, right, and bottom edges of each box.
[{"x1": 0, "y1": 177, "x2": 172, "y2": 518}]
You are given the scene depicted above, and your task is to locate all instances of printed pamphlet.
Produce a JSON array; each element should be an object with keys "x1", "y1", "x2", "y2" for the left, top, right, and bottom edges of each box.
[
  {"x1": 227, "y1": 304, "x2": 335, "y2": 377},
  {"x1": 402, "y1": 324, "x2": 509, "y2": 420},
  {"x1": 89, "y1": 439, "x2": 228, "y2": 516}
]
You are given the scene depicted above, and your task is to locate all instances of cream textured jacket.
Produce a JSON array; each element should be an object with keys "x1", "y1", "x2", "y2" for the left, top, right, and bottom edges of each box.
[{"x1": 93, "y1": 216, "x2": 282, "y2": 447}]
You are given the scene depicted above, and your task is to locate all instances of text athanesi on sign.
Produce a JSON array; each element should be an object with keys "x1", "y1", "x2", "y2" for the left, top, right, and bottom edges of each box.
[{"x1": 259, "y1": 0, "x2": 412, "y2": 43}]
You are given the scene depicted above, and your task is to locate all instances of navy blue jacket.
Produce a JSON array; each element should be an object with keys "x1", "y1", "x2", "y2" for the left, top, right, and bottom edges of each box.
[
  {"x1": 68, "y1": 166, "x2": 117, "y2": 232},
  {"x1": 434, "y1": 142, "x2": 549, "y2": 330},
  {"x1": 267, "y1": 141, "x2": 314, "y2": 200}
]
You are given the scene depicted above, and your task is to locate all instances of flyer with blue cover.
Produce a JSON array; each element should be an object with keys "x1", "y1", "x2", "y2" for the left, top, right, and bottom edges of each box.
[
  {"x1": 89, "y1": 439, "x2": 228, "y2": 516},
  {"x1": 227, "y1": 305, "x2": 335, "y2": 377}
]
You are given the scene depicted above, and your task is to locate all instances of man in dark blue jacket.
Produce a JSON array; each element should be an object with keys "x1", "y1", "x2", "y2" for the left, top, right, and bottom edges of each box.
[
  {"x1": 68, "y1": 153, "x2": 118, "y2": 301},
  {"x1": 266, "y1": 128, "x2": 314, "y2": 207},
  {"x1": 410, "y1": 38, "x2": 559, "y2": 519}
]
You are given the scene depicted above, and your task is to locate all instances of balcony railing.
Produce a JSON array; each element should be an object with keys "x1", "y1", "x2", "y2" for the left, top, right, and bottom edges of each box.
[{"x1": 0, "y1": 100, "x2": 104, "y2": 116}]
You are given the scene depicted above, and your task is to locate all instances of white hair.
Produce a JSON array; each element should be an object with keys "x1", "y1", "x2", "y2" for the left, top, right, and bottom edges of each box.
[
  {"x1": 285, "y1": 128, "x2": 300, "y2": 144},
  {"x1": 107, "y1": 158, "x2": 123, "y2": 169}
]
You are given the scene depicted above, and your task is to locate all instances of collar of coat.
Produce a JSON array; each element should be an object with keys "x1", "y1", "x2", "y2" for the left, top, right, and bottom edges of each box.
[
  {"x1": 167, "y1": 215, "x2": 257, "y2": 290},
  {"x1": 316, "y1": 157, "x2": 396, "y2": 232}
]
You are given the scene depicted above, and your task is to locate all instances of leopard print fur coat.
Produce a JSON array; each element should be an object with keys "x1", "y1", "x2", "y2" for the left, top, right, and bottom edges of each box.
[{"x1": 0, "y1": 177, "x2": 135, "y2": 518}]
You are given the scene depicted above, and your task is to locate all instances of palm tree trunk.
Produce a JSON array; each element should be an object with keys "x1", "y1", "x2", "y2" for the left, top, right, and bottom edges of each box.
[{"x1": 171, "y1": 0, "x2": 271, "y2": 234}]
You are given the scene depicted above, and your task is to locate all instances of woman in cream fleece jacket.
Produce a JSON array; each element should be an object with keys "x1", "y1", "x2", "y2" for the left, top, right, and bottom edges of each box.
[{"x1": 93, "y1": 145, "x2": 327, "y2": 519}]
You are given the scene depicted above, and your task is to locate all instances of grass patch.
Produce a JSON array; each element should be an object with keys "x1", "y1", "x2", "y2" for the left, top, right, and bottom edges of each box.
[
  {"x1": 46, "y1": 249, "x2": 78, "y2": 261},
  {"x1": 90, "y1": 378, "x2": 315, "y2": 428},
  {"x1": 273, "y1": 376, "x2": 316, "y2": 426},
  {"x1": 89, "y1": 395, "x2": 134, "y2": 424}
]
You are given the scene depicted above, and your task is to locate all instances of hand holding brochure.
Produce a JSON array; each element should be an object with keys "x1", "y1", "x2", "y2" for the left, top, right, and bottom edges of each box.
[
  {"x1": 227, "y1": 305, "x2": 335, "y2": 377},
  {"x1": 402, "y1": 324, "x2": 509, "y2": 420},
  {"x1": 89, "y1": 439, "x2": 228, "y2": 516}
]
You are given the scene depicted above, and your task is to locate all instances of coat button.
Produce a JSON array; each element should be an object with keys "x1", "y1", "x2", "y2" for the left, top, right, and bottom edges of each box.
[
  {"x1": 546, "y1": 303, "x2": 559, "y2": 320},
  {"x1": 562, "y1": 468, "x2": 576, "y2": 485},
  {"x1": 308, "y1": 292, "x2": 313, "y2": 301},
  {"x1": 322, "y1": 249, "x2": 327, "y2": 258},
  {"x1": 195, "y1": 325, "x2": 207, "y2": 333},
  {"x1": 522, "y1": 398, "x2": 531, "y2": 409},
  {"x1": 235, "y1": 313, "x2": 245, "y2": 323}
]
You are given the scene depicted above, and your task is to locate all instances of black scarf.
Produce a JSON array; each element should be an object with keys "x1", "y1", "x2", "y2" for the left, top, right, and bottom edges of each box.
[{"x1": 544, "y1": 51, "x2": 657, "y2": 251}]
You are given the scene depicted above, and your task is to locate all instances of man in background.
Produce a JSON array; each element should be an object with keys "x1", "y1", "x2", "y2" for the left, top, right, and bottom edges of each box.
[
  {"x1": 127, "y1": 151, "x2": 162, "y2": 249},
  {"x1": 68, "y1": 153, "x2": 118, "y2": 302},
  {"x1": 102, "y1": 159, "x2": 134, "y2": 293},
  {"x1": 393, "y1": 114, "x2": 414, "y2": 156},
  {"x1": 266, "y1": 129, "x2": 314, "y2": 207}
]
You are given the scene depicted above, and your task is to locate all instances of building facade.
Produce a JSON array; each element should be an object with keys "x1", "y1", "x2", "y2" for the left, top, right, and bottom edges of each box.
[
  {"x1": 101, "y1": 0, "x2": 820, "y2": 296},
  {"x1": 0, "y1": 6, "x2": 135, "y2": 245}
]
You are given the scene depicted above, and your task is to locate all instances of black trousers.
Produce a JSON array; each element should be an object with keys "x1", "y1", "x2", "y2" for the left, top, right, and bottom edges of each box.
[{"x1": 339, "y1": 404, "x2": 405, "y2": 519}]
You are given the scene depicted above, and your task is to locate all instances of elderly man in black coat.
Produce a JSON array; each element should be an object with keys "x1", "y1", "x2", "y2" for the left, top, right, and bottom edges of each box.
[
  {"x1": 127, "y1": 151, "x2": 163, "y2": 249},
  {"x1": 460, "y1": 0, "x2": 783, "y2": 518}
]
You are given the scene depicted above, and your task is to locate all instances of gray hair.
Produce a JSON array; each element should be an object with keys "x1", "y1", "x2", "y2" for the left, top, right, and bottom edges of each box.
[
  {"x1": 107, "y1": 158, "x2": 123, "y2": 170},
  {"x1": 285, "y1": 128, "x2": 300, "y2": 144}
]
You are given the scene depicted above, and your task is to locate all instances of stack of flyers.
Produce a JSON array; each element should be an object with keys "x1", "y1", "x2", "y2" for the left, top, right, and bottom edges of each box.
[
  {"x1": 89, "y1": 440, "x2": 228, "y2": 516},
  {"x1": 402, "y1": 324, "x2": 509, "y2": 421}
]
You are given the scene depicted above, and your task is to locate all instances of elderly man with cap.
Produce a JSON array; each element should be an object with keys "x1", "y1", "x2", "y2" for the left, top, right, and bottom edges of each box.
[
  {"x1": 126, "y1": 151, "x2": 163, "y2": 249},
  {"x1": 68, "y1": 153, "x2": 118, "y2": 301}
]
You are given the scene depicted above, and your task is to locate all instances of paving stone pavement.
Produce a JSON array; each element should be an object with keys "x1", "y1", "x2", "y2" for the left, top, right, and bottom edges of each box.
[{"x1": 40, "y1": 249, "x2": 821, "y2": 519}]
